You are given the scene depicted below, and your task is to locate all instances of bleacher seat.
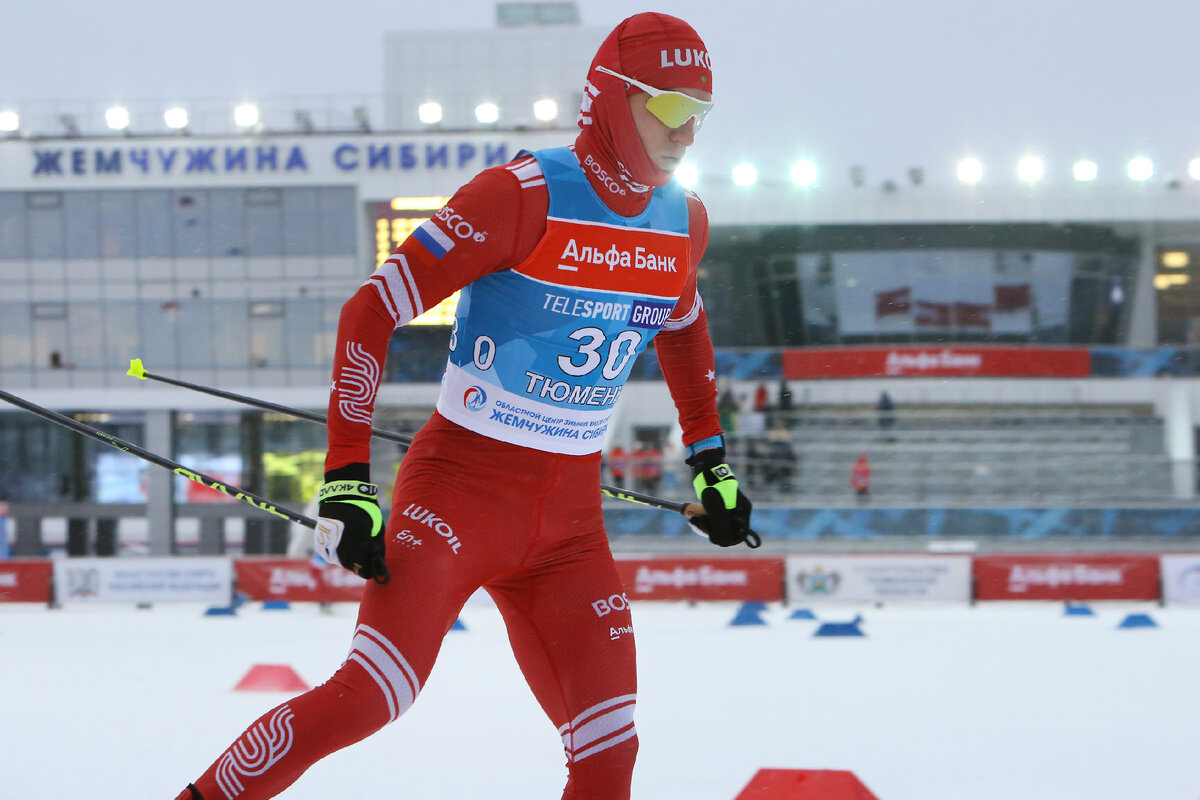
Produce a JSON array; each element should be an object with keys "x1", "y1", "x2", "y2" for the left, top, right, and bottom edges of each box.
[{"x1": 725, "y1": 402, "x2": 1173, "y2": 505}]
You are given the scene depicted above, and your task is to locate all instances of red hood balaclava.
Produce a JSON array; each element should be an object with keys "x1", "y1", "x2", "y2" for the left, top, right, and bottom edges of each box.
[{"x1": 578, "y1": 12, "x2": 713, "y2": 193}]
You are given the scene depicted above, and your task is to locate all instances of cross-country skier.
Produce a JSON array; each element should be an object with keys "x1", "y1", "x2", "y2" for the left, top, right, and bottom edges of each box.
[{"x1": 177, "y1": 12, "x2": 757, "y2": 799}]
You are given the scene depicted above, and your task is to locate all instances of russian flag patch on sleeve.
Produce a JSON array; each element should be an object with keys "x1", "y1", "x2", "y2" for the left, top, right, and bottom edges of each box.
[{"x1": 412, "y1": 219, "x2": 455, "y2": 259}]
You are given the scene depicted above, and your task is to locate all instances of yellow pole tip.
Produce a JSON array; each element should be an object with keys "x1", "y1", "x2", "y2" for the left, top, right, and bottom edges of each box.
[{"x1": 126, "y1": 358, "x2": 147, "y2": 379}]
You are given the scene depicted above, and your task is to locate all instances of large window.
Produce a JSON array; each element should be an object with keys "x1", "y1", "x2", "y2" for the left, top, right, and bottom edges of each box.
[
  {"x1": 703, "y1": 223, "x2": 1138, "y2": 347},
  {"x1": 97, "y1": 191, "x2": 137, "y2": 258},
  {"x1": 0, "y1": 193, "x2": 27, "y2": 258},
  {"x1": 1155, "y1": 246, "x2": 1200, "y2": 344},
  {"x1": 27, "y1": 191, "x2": 65, "y2": 259}
]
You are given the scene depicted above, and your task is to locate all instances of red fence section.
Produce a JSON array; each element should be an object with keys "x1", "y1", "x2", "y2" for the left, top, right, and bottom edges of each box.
[
  {"x1": 614, "y1": 556, "x2": 784, "y2": 602},
  {"x1": 973, "y1": 554, "x2": 1161, "y2": 601},
  {"x1": 783, "y1": 346, "x2": 1091, "y2": 379},
  {"x1": 0, "y1": 553, "x2": 1178, "y2": 604},
  {"x1": 0, "y1": 560, "x2": 53, "y2": 603},
  {"x1": 233, "y1": 558, "x2": 367, "y2": 603}
]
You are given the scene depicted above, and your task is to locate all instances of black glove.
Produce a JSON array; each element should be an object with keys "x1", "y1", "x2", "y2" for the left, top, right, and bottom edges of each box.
[
  {"x1": 315, "y1": 463, "x2": 389, "y2": 583},
  {"x1": 685, "y1": 447, "x2": 761, "y2": 548}
]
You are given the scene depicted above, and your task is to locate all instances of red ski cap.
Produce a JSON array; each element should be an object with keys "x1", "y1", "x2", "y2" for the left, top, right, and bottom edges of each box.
[{"x1": 616, "y1": 12, "x2": 712, "y2": 94}]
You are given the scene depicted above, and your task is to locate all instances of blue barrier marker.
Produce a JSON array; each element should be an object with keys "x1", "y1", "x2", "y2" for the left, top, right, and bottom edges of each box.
[
  {"x1": 263, "y1": 600, "x2": 291, "y2": 611},
  {"x1": 1118, "y1": 613, "x2": 1157, "y2": 629},
  {"x1": 789, "y1": 608, "x2": 817, "y2": 620},
  {"x1": 814, "y1": 615, "x2": 865, "y2": 637},
  {"x1": 730, "y1": 602, "x2": 768, "y2": 626},
  {"x1": 204, "y1": 606, "x2": 237, "y2": 616},
  {"x1": 1064, "y1": 603, "x2": 1095, "y2": 616},
  {"x1": 451, "y1": 618, "x2": 467, "y2": 631}
]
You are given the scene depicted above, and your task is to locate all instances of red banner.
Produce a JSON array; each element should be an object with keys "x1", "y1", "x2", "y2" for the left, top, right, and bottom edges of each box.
[
  {"x1": 234, "y1": 558, "x2": 367, "y2": 602},
  {"x1": 0, "y1": 559, "x2": 53, "y2": 603},
  {"x1": 875, "y1": 287, "x2": 911, "y2": 317},
  {"x1": 782, "y1": 346, "x2": 1091, "y2": 379},
  {"x1": 614, "y1": 557, "x2": 784, "y2": 601},
  {"x1": 994, "y1": 283, "x2": 1032, "y2": 311},
  {"x1": 973, "y1": 554, "x2": 1161, "y2": 601}
]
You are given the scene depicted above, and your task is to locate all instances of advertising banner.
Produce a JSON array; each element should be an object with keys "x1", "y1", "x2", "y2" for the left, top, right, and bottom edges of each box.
[
  {"x1": 234, "y1": 558, "x2": 367, "y2": 603},
  {"x1": 973, "y1": 554, "x2": 1160, "y2": 601},
  {"x1": 1161, "y1": 554, "x2": 1200, "y2": 604},
  {"x1": 785, "y1": 555, "x2": 972, "y2": 604},
  {"x1": 782, "y1": 346, "x2": 1091, "y2": 379},
  {"x1": 0, "y1": 559, "x2": 53, "y2": 603},
  {"x1": 614, "y1": 557, "x2": 784, "y2": 602},
  {"x1": 52, "y1": 557, "x2": 232, "y2": 604}
]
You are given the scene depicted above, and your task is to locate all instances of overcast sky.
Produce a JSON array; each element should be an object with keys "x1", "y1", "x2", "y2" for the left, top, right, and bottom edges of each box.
[{"x1": 3, "y1": 0, "x2": 1198, "y2": 186}]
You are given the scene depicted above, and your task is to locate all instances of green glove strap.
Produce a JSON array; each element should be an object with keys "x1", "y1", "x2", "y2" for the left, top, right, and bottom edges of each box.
[
  {"x1": 693, "y1": 463, "x2": 739, "y2": 510},
  {"x1": 317, "y1": 480, "x2": 383, "y2": 536},
  {"x1": 318, "y1": 479, "x2": 377, "y2": 501}
]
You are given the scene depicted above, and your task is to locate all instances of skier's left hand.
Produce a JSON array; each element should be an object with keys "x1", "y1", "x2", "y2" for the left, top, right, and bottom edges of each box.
[{"x1": 685, "y1": 448, "x2": 761, "y2": 548}]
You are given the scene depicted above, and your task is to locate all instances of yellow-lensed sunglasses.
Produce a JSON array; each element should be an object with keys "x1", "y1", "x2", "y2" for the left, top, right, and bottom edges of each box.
[{"x1": 594, "y1": 65, "x2": 714, "y2": 130}]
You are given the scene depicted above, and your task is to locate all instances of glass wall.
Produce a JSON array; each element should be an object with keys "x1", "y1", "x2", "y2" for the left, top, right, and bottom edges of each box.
[
  {"x1": 0, "y1": 410, "x2": 335, "y2": 505},
  {"x1": 0, "y1": 186, "x2": 360, "y2": 380},
  {"x1": 0, "y1": 187, "x2": 358, "y2": 260},
  {"x1": 702, "y1": 223, "x2": 1140, "y2": 348}
]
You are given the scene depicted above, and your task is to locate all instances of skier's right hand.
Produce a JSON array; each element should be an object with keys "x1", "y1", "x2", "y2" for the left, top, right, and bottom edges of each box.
[{"x1": 316, "y1": 463, "x2": 389, "y2": 583}]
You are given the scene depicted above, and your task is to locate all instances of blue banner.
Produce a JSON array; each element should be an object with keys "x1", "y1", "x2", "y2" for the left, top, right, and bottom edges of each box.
[{"x1": 603, "y1": 505, "x2": 1200, "y2": 540}]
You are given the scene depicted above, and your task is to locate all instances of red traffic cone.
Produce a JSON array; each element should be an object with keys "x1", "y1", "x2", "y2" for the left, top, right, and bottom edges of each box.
[
  {"x1": 233, "y1": 664, "x2": 310, "y2": 692},
  {"x1": 734, "y1": 768, "x2": 879, "y2": 799}
]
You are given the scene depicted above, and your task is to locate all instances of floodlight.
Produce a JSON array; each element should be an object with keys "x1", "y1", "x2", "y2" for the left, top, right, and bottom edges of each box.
[
  {"x1": 105, "y1": 106, "x2": 130, "y2": 131},
  {"x1": 0, "y1": 110, "x2": 18, "y2": 132},
  {"x1": 164, "y1": 107, "x2": 189, "y2": 130},
  {"x1": 418, "y1": 102, "x2": 443, "y2": 124},
  {"x1": 234, "y1": 103, "x2": 260, "y2": 128},
  {"x1": 674, "y1": 163, "x2": 698, "y2": 188},
  {"x1": 732, "y1": 163, "x2": 757, "y2": 187},
  {"x1": 1017, "y1": 156, "x2": 1044, "y2": 182},
  {"x1": 1072, "y1": 160, "x2": 1098, "y2": 182},
  {"x1": 1189, "y1": 158, "x2": 1200, "y2": 181},
  {"x1": 533, "y1": 98, "x2": 558, "y2": 122},
  {"x1": 474, "y1": 102, "x2": 499, "y2": 124},
  {"x1": 790, "y1": 160, "x2": 817, "y2": 187},
  {"x1": 1127, "y1": 157, "x2": 1153, "y2": 181},
  {"x1": 956, "y1": 157, "x2": 983, "y2": 184}
]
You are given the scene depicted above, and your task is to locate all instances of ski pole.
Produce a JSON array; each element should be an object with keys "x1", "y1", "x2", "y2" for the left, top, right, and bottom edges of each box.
[
  {"x1": 126, "y1": 358, "x2": 706, "y2": 520},
  {"x1": 0, "y1": 388, "x2": 315, "y2": 529}
]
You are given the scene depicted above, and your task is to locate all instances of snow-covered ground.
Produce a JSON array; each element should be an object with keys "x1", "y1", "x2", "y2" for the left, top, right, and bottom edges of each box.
[{"x1": 2, "y1": 598, "x2": 1197, "y2": 799}]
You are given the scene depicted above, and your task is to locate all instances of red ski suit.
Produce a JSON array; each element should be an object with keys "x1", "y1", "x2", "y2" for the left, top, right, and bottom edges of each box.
[{"x1": 185, "y1": 133, "x2": 722, "y2": 800}]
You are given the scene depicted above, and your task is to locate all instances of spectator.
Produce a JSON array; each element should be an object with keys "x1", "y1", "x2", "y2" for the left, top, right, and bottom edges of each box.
[
  {"x1": 608, "y1": 444, "x2": 629, "y2": 488},
  {"x1": 632, "y1": 442, "x2": 663, "y2": 495},
  {"x1": 877, "y1": 391, "x2": 895, "y2": 438},
  {"x1": 778, "y1": 379, "x2": 794, "y2": 413},
  {"x1": 850, "y1": 452, "x2": 871, "y2": 500},
  {"x1": 753, "y1": 382, "x2": 770, "y2": 412},
  {"x1": 763, "y1": 422, "x2": 797, "y2": 494},
  {"x1": 717, "y1": 386, "x2": 739, "y2": 433}
]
